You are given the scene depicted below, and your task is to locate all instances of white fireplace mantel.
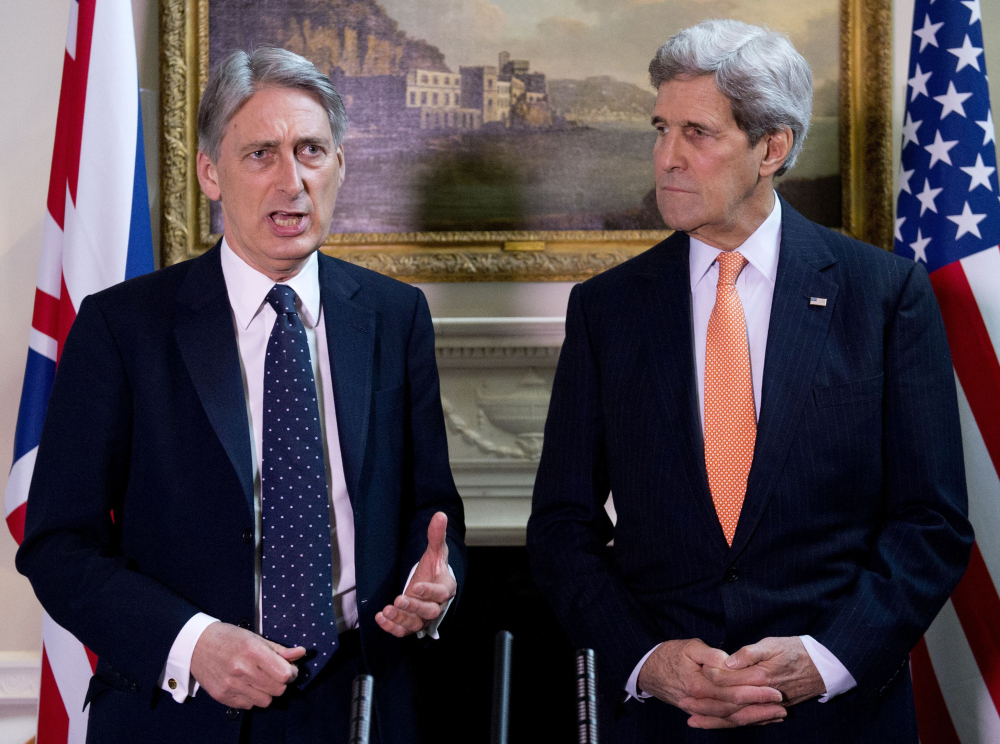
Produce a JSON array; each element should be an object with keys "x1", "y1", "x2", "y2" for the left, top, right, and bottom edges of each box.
[{"x1": 433, "y1": 317, "x2": 565, "y2": 545}]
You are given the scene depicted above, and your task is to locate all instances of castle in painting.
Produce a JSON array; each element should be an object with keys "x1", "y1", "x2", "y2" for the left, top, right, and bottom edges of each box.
[
  {"x1": 213, "y1": 1, "x2": 554, "y2": 134},
  {"x1": 332, "y1": 51, "x2": 552, "y2": 133}
]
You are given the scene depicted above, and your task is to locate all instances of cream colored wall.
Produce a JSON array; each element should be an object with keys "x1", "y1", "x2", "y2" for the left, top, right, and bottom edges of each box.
[
  {"x1": 0, "y1": 0, "x2": 71, "y2": 660},
  {"x1": 0, "y1": 0, "x2": 160, "y2": 660},
  {"x1": 0, "y1": 0, "x2": 999, "y2": 672}
]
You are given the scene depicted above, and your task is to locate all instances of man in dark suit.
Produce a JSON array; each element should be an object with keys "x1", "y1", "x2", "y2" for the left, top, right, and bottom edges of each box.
[
  {"x1": 17, "y1": 47, "x2": 465, "y2": 744},
  {"x1": 527, "y1": 19, "x2": 972, "y2": 742}
]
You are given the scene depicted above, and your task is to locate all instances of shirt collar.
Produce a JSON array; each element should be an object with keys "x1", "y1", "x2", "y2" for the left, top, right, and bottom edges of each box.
[
  {"x1": 689, "y1": 193, "x2": 782, "y2": 291},
  {"x1": 220, "y1": 237, "x2": 322, "y2": 330}
]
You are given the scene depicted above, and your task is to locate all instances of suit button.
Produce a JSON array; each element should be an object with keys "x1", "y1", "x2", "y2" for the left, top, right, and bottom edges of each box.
[
  {"x1": 724, "y1": 568, "x2": 739, "y2": 583},
  {"x1": 242, "y1": 528, "x2": 253, "y2": 545},
  {"x1": 238, "y1": 618, "x2": 251, "y2": 629},
  {"x1": 226, "y1": 707, "x2": 241, "y2": 720}
]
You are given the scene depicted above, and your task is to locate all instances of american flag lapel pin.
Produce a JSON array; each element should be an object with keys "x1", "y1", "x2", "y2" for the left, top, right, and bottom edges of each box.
[{"x1": 809, "y1": 297, "x2": 827, "y2": 307}]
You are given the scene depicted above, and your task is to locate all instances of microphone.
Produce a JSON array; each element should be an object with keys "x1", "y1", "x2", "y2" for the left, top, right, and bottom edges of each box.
[
  {"x1": 576, "y1": 649, "x2": 598, "y2": 744},
  {"x1": 491, "y1": 630, "x2": 514, "y2": 744},
  {"x1": 348, "y1": 674, "x2": 374, "y2": 744}
]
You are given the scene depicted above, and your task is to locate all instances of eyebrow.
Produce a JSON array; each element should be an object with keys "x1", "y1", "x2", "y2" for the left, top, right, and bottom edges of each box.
[
  {"x1": 239, "y1": 136, "x2": 332, "y2": 155},
  {"x1": 241, "y1": 140, "x2": 279, "y2": 155},
  {"x1": 650, "y1": 116, "x2": 717, "y2": 132},
  {"x1": 296, "y1": 136, "x2": 332, "y2": 148}
]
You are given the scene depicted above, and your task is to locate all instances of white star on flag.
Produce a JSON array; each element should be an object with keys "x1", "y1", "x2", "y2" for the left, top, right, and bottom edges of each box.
[
  {"x1": 978, "y1": 110, "x2": 995, "y2": 146},
  {"x1": 961, "y1": 153, "x2": 996, "y2": 191},
  {"x1": 902, "y1": 112, "x2": 922, "y2": 148},
  {"x1": 961, "y1": 0, "x2": 982, "y2": 24},
  {"x1": 914, "y1": 14, "x2": 944, "y2": 53},
  {"x1": 908, "y1": 63, "x2": 933, "y2": 101},
  {"x1": 947, "y1": 35, "x2": 984, "y2": 72},
  {"x1": 946, "y1": 201, "x2": 987, "y2": 239},
  {"x1": 933, "y1": 81, "x2": 973, "y2": 119},
  {"x1": 896, "y1": 216, "x2": 906, "y2": 243},
  {"x1": 899, "y1": 164, "x2": 915, "y2": 196},
  {"x1": 909, "y1": 228, "x2": 931, "y2": 263},
  {"x1": 916, "y1": 178, "x2": 944, "y2": 215},
  {"x1": 925, "y1": 130, "x2": 959, "y2": 168}
]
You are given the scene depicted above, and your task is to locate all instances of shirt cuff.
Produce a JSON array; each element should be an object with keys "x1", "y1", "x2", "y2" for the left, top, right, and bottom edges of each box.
[
  {"x1": 404, "y1": 562, "x2": 456, "y2": 640},
  {"x1": 799, "y1": 634, "x2": 857, "y2": 702},
  {"x1": 624, "y1": 644, "x2": 662, "y2": 701},
  {"x1": 158, "y1": 613, "x2": 220, "y2": 703}
]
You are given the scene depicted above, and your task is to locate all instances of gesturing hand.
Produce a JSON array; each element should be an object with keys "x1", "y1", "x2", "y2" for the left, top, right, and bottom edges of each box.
[
  {"x1": 376, "y1": 511, "x2": 457, "y2": 638},
  {"x1": 701, "y1": 636, "x2": 826, "y2": 716},
  {"x1": 190, "y1": 622, "x2": 305, "y2": 710},
  {"x1": 637, "y1": 639, "x2": 786, "y2": 728}
]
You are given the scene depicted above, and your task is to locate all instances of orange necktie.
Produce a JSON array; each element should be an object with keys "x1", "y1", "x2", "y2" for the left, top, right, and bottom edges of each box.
[{"x1": 704, "y1": 251, "x2": 756, "y2": 546}]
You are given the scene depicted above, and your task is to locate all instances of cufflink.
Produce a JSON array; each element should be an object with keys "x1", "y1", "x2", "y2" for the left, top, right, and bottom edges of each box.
[
  {"x1": 809, "y1": 297, "x2": 828, "y2": 307},
  {"x1": 168, "y1": 678, "x2": 178, "y2": 690}
]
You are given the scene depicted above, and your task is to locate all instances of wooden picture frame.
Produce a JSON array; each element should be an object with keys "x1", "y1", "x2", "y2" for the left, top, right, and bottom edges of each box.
[{"x1": 159, "y1": 0, "x2": 892, "y2": 281}]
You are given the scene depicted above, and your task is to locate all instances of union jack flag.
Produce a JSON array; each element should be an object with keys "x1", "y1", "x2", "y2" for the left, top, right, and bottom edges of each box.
[
  {"x1": 2, "y1": 1, "x2": 153, "y2": 740},
  {"x1": 893, "y1": 0, "x2": 1000, "y2": 740}
]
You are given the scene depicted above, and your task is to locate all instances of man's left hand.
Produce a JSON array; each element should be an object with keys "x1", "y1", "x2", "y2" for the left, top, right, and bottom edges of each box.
[
  {"x1": 698, "y1": 636, "x2": 825, "y2": 725},
  {"x1": 376, "y1": 512, "x2": 456, "y2": 638}
]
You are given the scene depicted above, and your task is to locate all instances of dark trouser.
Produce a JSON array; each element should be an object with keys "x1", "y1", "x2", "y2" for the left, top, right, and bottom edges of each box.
[{"x1": 239, "y1": 630, "x2": 377, "y2": 744}]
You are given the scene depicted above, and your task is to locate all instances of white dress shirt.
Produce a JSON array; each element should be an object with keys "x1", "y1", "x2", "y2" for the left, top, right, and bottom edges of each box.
[
  {"x1": 159, "y1": 240, "x2": 447, "y2": 702},
  {"x1": 624, "y1": 196, "x2": 857, "y2": 704}
]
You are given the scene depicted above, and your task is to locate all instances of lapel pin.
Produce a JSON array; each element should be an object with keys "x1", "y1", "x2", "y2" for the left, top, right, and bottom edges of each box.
[{"x1": 809, "y1": 297, "x2": 827, "y2": 307}]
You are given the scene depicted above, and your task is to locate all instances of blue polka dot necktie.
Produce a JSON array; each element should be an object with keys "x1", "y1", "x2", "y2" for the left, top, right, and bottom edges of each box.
[{"x1": 260, "y1": 284, "x2": 338, "y2": 686}]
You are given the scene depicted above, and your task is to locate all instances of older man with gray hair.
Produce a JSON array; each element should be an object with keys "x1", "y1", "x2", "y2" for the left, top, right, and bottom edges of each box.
[
  {"x1": 528, "y1": 19, "x2": 971, "y2": 742},
  {"x1": 17, "y1": 47, "x2": 465, "y2": 744}
]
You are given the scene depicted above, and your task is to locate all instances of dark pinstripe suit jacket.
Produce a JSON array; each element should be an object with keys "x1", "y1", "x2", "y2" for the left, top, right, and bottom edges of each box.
[{"x1": 527, "y1": 199, "x2": 973, "y2": 743}]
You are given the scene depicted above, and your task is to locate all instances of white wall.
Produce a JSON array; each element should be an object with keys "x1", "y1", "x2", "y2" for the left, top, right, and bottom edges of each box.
[{"x1": 0, "y1": 1, "x2": 159, "y2": 740}]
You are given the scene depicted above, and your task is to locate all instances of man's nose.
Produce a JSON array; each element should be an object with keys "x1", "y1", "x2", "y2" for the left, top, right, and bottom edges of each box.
[
  {"x1": 275, "y1": 153, "x2": 304, "y2": 195},
  {"x1": 656, "y1": 131, "x2": 684, "y2": 171}
]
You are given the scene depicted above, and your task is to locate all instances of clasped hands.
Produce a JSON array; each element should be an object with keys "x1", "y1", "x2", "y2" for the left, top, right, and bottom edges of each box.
[
  {"x1": 191, "y1": 512, "x2": 455, "y2": 709},
  {"x1": 636, "y1": 636, "x2": 826, "y2": 728}
]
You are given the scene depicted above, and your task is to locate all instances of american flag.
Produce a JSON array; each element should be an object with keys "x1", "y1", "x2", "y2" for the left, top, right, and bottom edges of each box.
[
  {"x1": 2, "y1": 1, "x2": 153, "y2": 741},
  {"x1": 893, "y1": 0, "x2": 1000, "y2": 740}
]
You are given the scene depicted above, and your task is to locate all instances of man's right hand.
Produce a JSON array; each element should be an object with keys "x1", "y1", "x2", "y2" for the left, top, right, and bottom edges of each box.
[
  {"x1": 636, "y1": 639, "x2": 787, "y2": 728},
  {"x1": 190, "y1": 622, "x2": 305, "y2": 710}
]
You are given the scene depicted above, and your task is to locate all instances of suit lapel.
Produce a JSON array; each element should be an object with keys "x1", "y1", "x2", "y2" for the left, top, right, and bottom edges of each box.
[
  {"x1": 173, "y1": 244, "x2": 255, "y2": 515},
  {"x1": 730, "y1": 203, "x2": 839, "y2": 557},
  {"x1": 638, "y1": 233, "x2": 729, "y2": 557},
  {"x1": 318, "y1": 254, "x2": 376, "y2": 505}
]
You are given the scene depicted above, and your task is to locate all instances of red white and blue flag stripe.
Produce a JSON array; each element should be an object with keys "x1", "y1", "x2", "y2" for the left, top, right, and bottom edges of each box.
[
  {"x1": 894, "y1": 0, "x2": 1000, "y2": 741},
  {"x1": 3, "y1": 0, "x2": 153, "y2": 741}
]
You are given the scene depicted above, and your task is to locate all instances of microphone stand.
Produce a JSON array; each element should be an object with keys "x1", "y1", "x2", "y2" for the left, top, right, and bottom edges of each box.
[
  {"x1": 576, "y1": 649, "x2": 598, "y2": 744},
  {"x1": 348, "y1": 674, "x2": 374, "y2": 744},
  {"x1": 491, "y1": 630, "x2": 514, "y2": 744}
]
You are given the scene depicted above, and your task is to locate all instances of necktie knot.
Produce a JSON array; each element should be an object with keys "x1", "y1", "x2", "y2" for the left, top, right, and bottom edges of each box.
[
  {"x1": 265, "y1": 284, "x2": 298, "y2": 316},
  {"x1": 716, "y1": 251, "x2": 748, "y2": 287}
]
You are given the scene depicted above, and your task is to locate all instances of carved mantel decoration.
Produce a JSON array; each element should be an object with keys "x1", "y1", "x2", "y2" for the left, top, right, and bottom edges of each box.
[{"x1": 434, "y1": 318, "x2": 564, "y2": 544}]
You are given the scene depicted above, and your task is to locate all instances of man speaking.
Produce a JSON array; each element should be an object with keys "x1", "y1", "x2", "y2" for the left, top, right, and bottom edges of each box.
[
  {"x1": 527, "y1": 20, "x2": 973, "y2": 742},
  {"x1": 17, "y1": 47, "x2": 465, "y2": 744}
]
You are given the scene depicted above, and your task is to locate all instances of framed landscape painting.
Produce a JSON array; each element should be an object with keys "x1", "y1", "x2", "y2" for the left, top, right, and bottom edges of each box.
[{"x1": 160, "y1": 0, "x2": 891, "y2": 280}]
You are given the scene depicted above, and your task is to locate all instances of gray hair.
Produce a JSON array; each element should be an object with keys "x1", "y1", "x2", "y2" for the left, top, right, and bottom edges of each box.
[
  {"x1": 649, "y1": 20, "x2": 812, "y2": 176},
  {"x1": 197, "y1": 47, "x2": 348, "y2": 161}
]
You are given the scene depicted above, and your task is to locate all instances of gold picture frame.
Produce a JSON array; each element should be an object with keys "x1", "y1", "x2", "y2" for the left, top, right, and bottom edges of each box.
[{"x1": 159, "y1": 0, "x2": 892, "y2": 281}]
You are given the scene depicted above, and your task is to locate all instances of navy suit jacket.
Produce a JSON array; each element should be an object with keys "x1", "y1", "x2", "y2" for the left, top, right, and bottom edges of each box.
[
  {"x1": 17, "y1": 244, "x2": 466, "y2": 744},
  {"x1": 527, "y1": 201, "x2": 973, "y2": 743}
]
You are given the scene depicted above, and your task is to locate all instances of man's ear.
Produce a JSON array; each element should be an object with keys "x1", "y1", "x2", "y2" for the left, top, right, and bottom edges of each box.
[
  {"x1": 196, "y1": 151, "x2": 222, "y2": 201},
  {"x1": 335, "y1": 145, "x2": 346, "y2": 187},
  {"x1": 759, "y1": 127, "x2": 793, "y2": 178}
]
